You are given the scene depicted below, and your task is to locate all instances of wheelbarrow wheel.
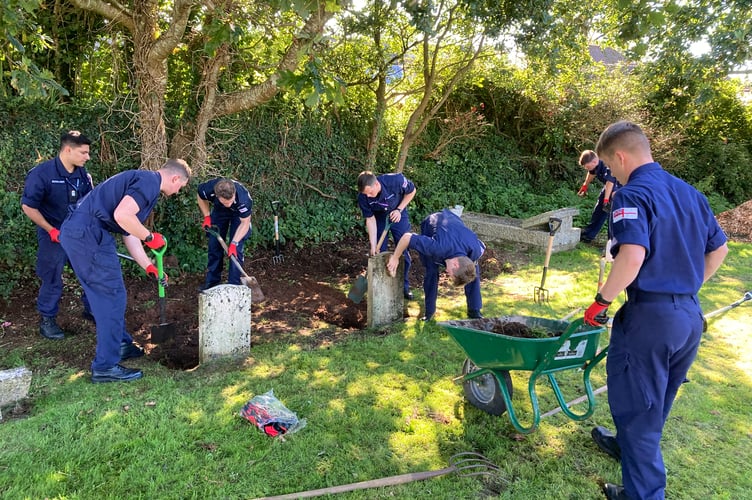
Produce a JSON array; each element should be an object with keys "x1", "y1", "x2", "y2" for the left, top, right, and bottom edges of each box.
[{"x1": 462, "y1": 359, "x2": 513, "y2": 416}]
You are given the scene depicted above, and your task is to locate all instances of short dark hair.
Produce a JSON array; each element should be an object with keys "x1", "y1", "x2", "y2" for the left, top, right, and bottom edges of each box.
[
  {"x1": 214, "y1": 178, "x2": 236, "y2": 199},
  {"x1": 596, "y1": 121, "x2": 650, "y2": 158},
  {"x1": 578, "y1": 150, "x2": 597, "y2": 166},
  {"x1": 357, "y1": 171, "x2": 377, "y2": 193},
  {"x1": 452, "y1": 256, "x2": 477, "y2": 286},
  {"x1": 60, "y1": 130, "x2": 92, "y2": 150}
]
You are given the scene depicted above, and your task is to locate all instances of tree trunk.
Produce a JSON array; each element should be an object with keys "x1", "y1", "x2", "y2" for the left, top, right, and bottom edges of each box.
[
  {"x1": 366, "y1": 72, "x2": 387, "y2": 170},
  {"x1": 132, "y1": 3, "x2": 167, "y2": 170}
]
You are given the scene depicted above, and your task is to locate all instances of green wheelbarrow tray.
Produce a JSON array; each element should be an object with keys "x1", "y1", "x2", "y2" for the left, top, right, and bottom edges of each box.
[{"x1": 439, "y1": 316, "x2": 608, "y2": 434}]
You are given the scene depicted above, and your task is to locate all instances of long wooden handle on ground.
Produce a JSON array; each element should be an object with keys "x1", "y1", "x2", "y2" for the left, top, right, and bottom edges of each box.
[{"x1": 254, "y1": 452, "x2": 500, "y2": 500}]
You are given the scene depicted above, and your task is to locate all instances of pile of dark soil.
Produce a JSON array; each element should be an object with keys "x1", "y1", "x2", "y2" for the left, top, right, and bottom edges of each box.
[
  {"x1": 0, "y1": 236, "x2": 523, "y2": 372},
  {"x1": 717, "y1": 200, "x2": 752, "y2": 243}
]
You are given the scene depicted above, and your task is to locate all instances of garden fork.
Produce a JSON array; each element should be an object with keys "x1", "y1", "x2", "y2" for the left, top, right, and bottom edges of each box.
[
  {"x1": 254, "y1": 451, "x2": 504, "y2": 499},
  {"x1": 271, "y1": 200, "x2": 284, "y2": 264}
]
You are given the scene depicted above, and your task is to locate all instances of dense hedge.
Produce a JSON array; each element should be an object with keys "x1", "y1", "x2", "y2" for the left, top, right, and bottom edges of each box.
[{"x1": 1, "y1": 81, "x2": 749, "y2": 297}]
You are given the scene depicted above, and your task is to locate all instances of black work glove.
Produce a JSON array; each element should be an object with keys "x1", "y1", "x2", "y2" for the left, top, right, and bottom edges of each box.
[{"x1": 602, "y1": 199, "x2": 611, "y2": 213}]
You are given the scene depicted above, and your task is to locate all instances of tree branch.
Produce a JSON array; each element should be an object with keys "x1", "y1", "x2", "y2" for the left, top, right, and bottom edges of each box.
[
  {"x1": 212, "y1": 4, "x2": 335, "y2": 118},
  {"x1": 151, "y1": 0, "x2": 195, "y2": 62},
  {"x1": 70, "y1": 0, "x2": 134, "y2": 32}
]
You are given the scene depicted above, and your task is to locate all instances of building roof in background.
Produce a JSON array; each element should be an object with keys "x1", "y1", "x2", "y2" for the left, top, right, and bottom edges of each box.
[{"x1": 588, "y1": 45, "x2": 626, "y2": 65}]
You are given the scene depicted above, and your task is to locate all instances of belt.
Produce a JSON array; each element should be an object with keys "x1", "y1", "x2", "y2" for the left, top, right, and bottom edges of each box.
[{"x1": 627, "y1": 290, "x2": 695, "y2": 303}]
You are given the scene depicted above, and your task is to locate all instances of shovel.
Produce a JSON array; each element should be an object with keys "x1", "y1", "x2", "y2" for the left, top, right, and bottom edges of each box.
[
  {"x1": 534, "y1": 217, "x2": 562, "y2": 303},
  {"x1": 704, "y1": 290, "x2": 752, "y2": 319},
  {"x1": 150, "y1": 239, "x2": 176, "y2": 343},
  {"x1": 205, "y1": 226, "x2": 266, "y2": 303},
  {"x1": 347, "y1": 221, "x2": 391, "y2": 304}
]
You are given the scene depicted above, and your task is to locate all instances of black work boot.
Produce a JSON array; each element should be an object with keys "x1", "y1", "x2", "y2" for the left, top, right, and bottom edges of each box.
[
  {"x1": 468, "y1": 309, "x2": 484, "y2": 319},
  {"x1": 40, "y1": 316, "x2": 65, "y2": 340},
  {"x1": 592, "y1": 426, "x2": 621, "y2": 461},
  {"x1": 602, "y1": 483, "x2": 629, "y2": 499}
]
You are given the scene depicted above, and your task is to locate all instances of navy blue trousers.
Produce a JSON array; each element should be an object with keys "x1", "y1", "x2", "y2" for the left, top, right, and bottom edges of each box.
[
  {"x1": 581, "y1": 189, "x2": 611, "y2": 241},
  {"x1": 420, "y1": 258, "x2": 482, "y2": 319},
  {"x1": 205, "y1": 213, "x2": 249, "y2": 286},
  {"x1": 375, "y1": 214, "x2": 411, "y2": 293},
  {"x1": 35, "y1": 227, "x2": 91, "y2": 317},
  {"x1": 60, "y1": 214, "x2": 133, "y2": 371},
  {"x1": 607, "y1": 294, "x2": 703, "y2": 499}
]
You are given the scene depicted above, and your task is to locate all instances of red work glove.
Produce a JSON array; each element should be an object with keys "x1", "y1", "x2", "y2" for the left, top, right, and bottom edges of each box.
[
  {"x1": 577, "y1": 184, "x2": 588, "y2": 196},
  {"x1": 48, "y1": 227, "x2": 61, "y2": 243},
  {"x1": 602, "y1": 198, "x2": 611, "y2": 213},
  {"x1": 144, "y1": 232, "x2": 166, "y2": 250},
  {"x1": 228, "y1": 242, "x2": 238, "y2": 259},
  {"x1": 584, "y1": 293, "x2": 611, "y2": 326},
  {"x1": 145, "y1": 264, "x2": 168, "y2": 287},
  {"x1": 202, "y1": 215, "x2": 212, "y2": 229}
]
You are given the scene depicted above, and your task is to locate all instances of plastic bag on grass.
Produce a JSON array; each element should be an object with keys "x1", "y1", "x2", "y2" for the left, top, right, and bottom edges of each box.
[{"x1": 240, "y1": 389, "x2": 306, "y2": 437}]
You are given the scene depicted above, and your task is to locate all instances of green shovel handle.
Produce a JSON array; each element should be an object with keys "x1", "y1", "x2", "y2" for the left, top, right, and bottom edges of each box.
[{"x1": 150, "y1": 237, "x2": 168, "y2": 298}]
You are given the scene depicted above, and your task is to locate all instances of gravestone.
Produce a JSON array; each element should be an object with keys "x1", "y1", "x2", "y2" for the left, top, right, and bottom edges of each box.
[
  {"x1": 367, "y1": 252, "x2": 404, "y2": 328},
  {"x1": 462, "y1": 207, "x2": 581, "y2": 252},
  {"x1": 0, "y1": 367, "x2": 32, "y2": 421},
  {"x1": 198, "y1": 285, "x2": 252, "y2": 363}
]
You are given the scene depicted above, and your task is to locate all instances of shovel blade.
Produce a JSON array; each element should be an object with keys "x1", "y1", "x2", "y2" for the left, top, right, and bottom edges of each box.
[
  {"x1": 151, "y1": 322, "x2": 176, "y2": 343},
  {"x1": 241, "y1": 276, "x2": 266, "y2": 303},
  {"x1": 348, "y1": 274, "x2": 368, "y2": 304}
]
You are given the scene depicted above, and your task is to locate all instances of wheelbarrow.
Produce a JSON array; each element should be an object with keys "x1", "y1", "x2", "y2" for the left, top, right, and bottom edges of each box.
[{"x1": 439, "y1": 316, "x2": 607, "y2": 434}]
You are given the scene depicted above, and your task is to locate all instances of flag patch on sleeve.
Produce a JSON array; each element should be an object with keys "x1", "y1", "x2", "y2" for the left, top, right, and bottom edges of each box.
[{"x1": 612, "y1": 207, "x2": 638, "y2": 222}]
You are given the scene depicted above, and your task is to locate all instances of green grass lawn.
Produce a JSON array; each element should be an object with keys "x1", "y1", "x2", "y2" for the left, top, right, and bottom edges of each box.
[{"x1": 1, "y1": 242, "x2": 750, "y2": 499}]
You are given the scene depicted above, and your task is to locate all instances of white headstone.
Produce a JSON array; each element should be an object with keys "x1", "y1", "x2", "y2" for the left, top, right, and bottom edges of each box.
[{"x1": 198, "y1": 285, "x2": 252, "y2": 363}]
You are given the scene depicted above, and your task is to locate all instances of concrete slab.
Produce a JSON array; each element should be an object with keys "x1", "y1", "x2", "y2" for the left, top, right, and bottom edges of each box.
[
  {"x1": 462, "y1": 207, "x2": 581, "y2": 253},
  {"x1": 0, "y1": 367, "x2": 32, "y2": 420},
  {"x1": 367, "y1": 252, "x2": 404, "y2": 328},
  {"x1": 198, "y1": 284, "x2": 252, "y2": 363}
]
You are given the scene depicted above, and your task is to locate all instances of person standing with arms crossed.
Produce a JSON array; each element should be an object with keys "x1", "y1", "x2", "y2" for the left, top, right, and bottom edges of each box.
[
  {"x1": 197, "y1": 178, "x2": 253, "y2": 291},
  {"x1": 577, "y1": 149, "x2": 620, "y2": 244},
  {"x1": 60, "y1": 159, "x2": 191, "y2": 383},
  {"x1": 357, "y1": 171, "x2": 417, "y2": 300},
  {"x1": 583, "y1": 121, "x2": 728, "y2": 499},
  {"x1": 21, "y1": 130, "x2": 95, "y2": 339},
  {"x1": 386, "y1": 208, "x2": 485, "y2": 320}
]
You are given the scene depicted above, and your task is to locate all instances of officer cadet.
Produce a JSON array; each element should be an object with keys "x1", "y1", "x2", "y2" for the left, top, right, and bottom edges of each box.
[
  {"x1": 386, "y1": 208, "x2": 485, "y2": 321},
  {"x1": 583, "y1": 121, "x2": 728, "y2": 499},
  {"x1": 21, "y1": 130, "x2": 95, "y2": 339},
  {"x1": 197, "y1": 178, "x2": 253, "y2": 291},
  {"x1": 60, "y1": 159, "x2": 192, "y2": 383},
  {"x1": 357, "y1": 171, "x2": 417, "y2": 300},
  {"x1": 577, "y1": 149, "x2": 621, "y2": 244}
]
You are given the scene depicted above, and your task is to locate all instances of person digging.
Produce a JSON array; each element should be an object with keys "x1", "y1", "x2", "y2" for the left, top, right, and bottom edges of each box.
[
  {"x1": 386, "y1": 208, "x2": 485, "y2": 321},
  {"x1": 197, "y1": 178, "x2": 253, "y2": 291}
]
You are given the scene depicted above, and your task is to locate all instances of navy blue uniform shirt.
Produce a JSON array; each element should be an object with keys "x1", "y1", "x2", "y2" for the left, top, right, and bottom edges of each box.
[
  {"x1": 73, "y1": 170, "x2": 161, "y2": 234},
  {"x1": 589, "y1": 160, "x2": 620, "y2": 189},
  {"x1": 197, "y1": 179, "x2": 253, "y2": 219},
  {"x1": 610, "y1": 162, "x2": 727, "y2": 294},
  {"x1": 409, "y1": 209, "x2": 485, "y2": 264},
  {"x1": 21, "y1": 157, "x2": 93, "y2": 227},
  {"x1": 358, "y1": 173, "x2": 415, "y2": 218}
]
